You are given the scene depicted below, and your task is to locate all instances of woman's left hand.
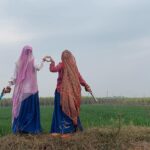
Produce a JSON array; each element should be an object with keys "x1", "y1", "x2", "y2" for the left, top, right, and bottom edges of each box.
[
  {"x1": 85, "y1": 85, "x2": 92, "y2": 93},
  {"x1": 43, "y1": 56, "x2": 51, "y2": 62}
]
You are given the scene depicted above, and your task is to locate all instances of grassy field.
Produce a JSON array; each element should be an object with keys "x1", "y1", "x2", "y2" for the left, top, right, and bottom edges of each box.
[
  {"x1": 1, "y1": 104, "x2": 150, "y2": 136},
  {"x1": 1, "y1": 103, "x2": 150, "y2": 149}
]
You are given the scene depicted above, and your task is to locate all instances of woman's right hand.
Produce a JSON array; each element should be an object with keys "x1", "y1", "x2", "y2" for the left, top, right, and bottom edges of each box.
[
  {"x1": 43, "y1": 56, "x2": 52, "y2": 62},
  {"x1": 42, "y1": 56, "x2": 47, "y2": 62},
  {"x1": 43, "y1": 56, "x2": 48, "y2": 62}
]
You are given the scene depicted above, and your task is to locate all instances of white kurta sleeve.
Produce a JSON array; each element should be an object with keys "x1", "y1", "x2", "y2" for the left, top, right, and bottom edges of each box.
[
  {"x1": 34, "y1": 59, "x2": 44, "y2": 71},
  {"x1": 8, "y1": 63, "x2": 18, "y2": 86}
]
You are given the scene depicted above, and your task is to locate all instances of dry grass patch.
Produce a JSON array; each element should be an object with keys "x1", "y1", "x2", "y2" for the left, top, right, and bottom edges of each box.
[{"x1": 0, "y1": 126, "x2": 150, "y2": 150}]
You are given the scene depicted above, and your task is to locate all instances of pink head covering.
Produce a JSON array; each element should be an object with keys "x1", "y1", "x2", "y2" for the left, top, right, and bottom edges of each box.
[
  {"x1": 16, "y1": 45, "x2": 34, "y2": 83},
  {"x1": 12, "y1": 45, "x2": 38, "y2": 120}
]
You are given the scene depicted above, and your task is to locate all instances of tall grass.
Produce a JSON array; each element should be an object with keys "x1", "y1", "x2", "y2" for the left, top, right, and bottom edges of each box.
[
  {"x1": 1, "y1": 97, "x2": 150, "y2": 107},
  {"x1": 1, "y1": 104, "x2": 150, "y2": 136}
]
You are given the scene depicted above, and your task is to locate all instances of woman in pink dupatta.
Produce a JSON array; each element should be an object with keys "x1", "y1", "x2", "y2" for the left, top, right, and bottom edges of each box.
[{"x1": 7, "y1": 45, "x2": 44, "y2": 134}]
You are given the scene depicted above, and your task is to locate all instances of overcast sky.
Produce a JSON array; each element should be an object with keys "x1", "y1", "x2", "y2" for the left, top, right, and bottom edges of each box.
[{"x1": 0, "y1": 0, "x2": 150, "y2": 97}]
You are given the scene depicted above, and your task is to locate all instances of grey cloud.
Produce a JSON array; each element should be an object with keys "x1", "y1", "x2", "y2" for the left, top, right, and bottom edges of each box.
[{"x1": 0, "y1": 0, "x2": 150, "y2": 97}]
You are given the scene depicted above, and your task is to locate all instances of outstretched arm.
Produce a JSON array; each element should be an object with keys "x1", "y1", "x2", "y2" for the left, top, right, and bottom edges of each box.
[
  {"x1": 50, "y1": 61, "x2": 63, "y2": 72},
  {"x1": 4, "y1": 63, "x2": 17, "y2": 95},
  {"x1": 45, "y1": 56, "x2": 63, "y2": 72},
  {"x1": 78, "y1": 72, "x2": 92, "y2": 93},
  {"x1": 34, "y1": 59, "x2": 45, "y2": 71},
  {"x1": 8, "y1": 63, "x2": 17, "y2": 87}
]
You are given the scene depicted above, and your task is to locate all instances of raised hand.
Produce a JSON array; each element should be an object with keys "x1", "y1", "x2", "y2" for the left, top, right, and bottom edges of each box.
[
  {"x1": 43, "y1": 56, "x2": 54, "y2": 63},
  {"x1": 43, "y1": 56, "x2": 51, "y2": 62},
  {"x1": 43, "y1": 56, "x2": 49, "y2": 62}
]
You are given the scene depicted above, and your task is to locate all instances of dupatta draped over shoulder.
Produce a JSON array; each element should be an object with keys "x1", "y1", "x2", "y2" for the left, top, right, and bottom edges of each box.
[{"x1": 60, "y1": 50, "x2": 81, "y2": 125}]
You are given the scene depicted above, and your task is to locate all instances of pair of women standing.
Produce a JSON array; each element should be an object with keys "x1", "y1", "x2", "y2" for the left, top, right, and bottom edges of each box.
[{"x1": 5, "y1": 46, "x2": 91, "y2": 137}]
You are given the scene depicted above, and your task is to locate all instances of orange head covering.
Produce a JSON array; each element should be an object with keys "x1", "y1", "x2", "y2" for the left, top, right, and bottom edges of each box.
[{"x1": 60, "y1": 50, "x2": 81, "y2": 125}]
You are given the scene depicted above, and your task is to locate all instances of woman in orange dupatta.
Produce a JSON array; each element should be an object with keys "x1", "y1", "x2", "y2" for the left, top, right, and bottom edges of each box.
[{"x1": 46, "y1": 50, "x2": 91, "y2": 138}]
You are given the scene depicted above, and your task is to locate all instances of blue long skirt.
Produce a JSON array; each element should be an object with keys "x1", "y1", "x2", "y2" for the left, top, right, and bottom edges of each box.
[
  {"x1": 50, "y1": 90, "x2": 83, "y2": 134},
  {"x1": 12, "y1": 92, "x2": 42, "y2": 134}
]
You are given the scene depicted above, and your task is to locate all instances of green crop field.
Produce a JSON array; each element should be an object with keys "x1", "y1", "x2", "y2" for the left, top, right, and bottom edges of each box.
[{"x1": 1, "y1": 104, "x2": 150, "y2": 137}]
